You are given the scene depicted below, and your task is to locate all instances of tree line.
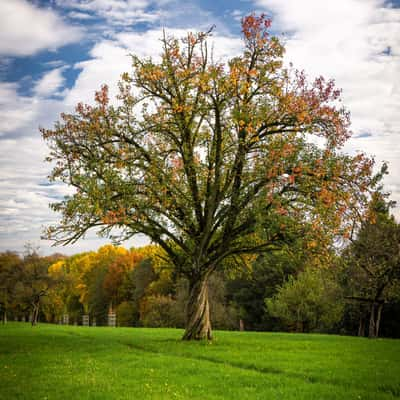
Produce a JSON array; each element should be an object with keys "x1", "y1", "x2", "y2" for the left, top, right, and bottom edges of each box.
[{"x1": 1, "y1": 193, "x2": 399, "y2": 337}]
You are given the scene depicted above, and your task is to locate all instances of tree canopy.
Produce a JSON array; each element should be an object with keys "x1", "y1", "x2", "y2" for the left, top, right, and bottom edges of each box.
[
  {"x1": 266, "y1": 266, "x2": 343, "y2": 333},
  {"x1": 342, "y1": 193, "x2": 400, "y2": 338},
  {"x1": 42, "y1": 15, "x2": 379, "y2": 340}
]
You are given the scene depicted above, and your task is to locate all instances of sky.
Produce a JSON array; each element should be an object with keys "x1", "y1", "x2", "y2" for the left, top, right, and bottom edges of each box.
[{"x1": 0, "y1": 0, "x2": 399, "y2": 255}]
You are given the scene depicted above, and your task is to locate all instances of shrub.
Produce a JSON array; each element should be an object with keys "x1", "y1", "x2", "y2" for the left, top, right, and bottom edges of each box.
[{"x1": 117, "y1": 301, "x2": 136, "y2": 327}]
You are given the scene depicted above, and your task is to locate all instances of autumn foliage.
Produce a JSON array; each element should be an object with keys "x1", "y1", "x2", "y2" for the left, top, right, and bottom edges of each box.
[{"x1": 42, "y1": 15, "x2": 381, "y2": 340}]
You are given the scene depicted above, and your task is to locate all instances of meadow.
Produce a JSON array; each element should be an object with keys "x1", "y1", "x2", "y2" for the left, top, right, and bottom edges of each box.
[{"x1": 0, "y1": 323, "x2": 399, "y2": 399}]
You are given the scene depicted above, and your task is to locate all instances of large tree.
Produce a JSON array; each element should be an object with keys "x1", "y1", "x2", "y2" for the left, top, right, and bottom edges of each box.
[{"x1": 42, "y1": 15, "x2": 377, "y2": 340}]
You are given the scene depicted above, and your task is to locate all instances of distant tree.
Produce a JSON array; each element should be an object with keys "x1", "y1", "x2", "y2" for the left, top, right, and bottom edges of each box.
[
  {"x1": 16, "y1": 250, "x2": 61, "y2": 325},
  {"x1": 131, "y1": 259, "x2": 157, "y2": 303},
  {"x1": 69, "y1": 245, "x2": 125, "y2": 322},
  {"x1": 47, "y1": 252, "x2": 93, "y2": 322},
  {"x1": 228, "y1": 257, "x2": 288, "y2": 330},
  {"x1": 43, "y1": 14, "x2": 378, "y2": 340},
  {"x1": 103, "y1": 250, "x2": 140, "y2": 306},
  {"x1": 343, "y1": 193, "x2": 400, "y2": 338},
  {"x1": 0, "y1": 252, "x2": 22, "y2": 323},
  {"x1": 266, "y1": 266, "x2": 343, "y2": 332},
  {"x1": 140, "y1": 295, "x2": 177, "y2": 328},
  {"x1": 46, "y1": 245, "x2": 156, "y2": 325},
  {"x1": 45, "y1": 261, "x2": 68, "y2": 322},
  {"x1": 110, "y1": 256, "x2": 158, "y2": 326},
  {"x1": 207, "y1": 272, "x2": 239, "y2": 330},
  {"x1": 225, "y1": 233, "x2": 325, "y2": 332}
]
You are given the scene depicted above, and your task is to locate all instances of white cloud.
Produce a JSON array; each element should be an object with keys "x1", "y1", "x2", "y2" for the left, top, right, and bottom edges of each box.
[
  {"x1": 43, "y1": 60, "x2": 66, "y2": 69},
  {"x1": 3, "y1": 1, "x2": 399, "y2": 256},
  {"x1": 0, "y1": 136, "x2": 128, "y2": 255},
  {"x1": 59, "y1": 0, "x2": 226, "y2": 34},
  {"x1": 0, "y1": 67, "x2": 69, "y2": 137},
  {"x1": 0, "y1": 135, "x2": 148, "y2": 255},
  {"x1": 0, "y1": 26, "x2": 243, "y2": 254},
  {"x1": 65, "y1": 41, "x2": 131, "y2": 106},
  {"x1": 230, "y1": 9, "x2": 243, "y2": 22},
  {"x1": 65, "y1": 28, "x2": 243, "y2": 107},
  {"x1": 0, "y1": 83, "x2": 38, "y2": 135},
  {"x1": 67, "y1": 11, "x2": 96, "y2": 20},
  {"x1": 115, "y1": 28, "x2": 243, "y2": 61},
  {"x1": 0, "y1": 0, "x2": 83, "y2": 56},
  {"x1": 255, "y1": 0, "x2": 400, "y2": 217},
  {"x1": 58, "y1": 0, "x2": 162, "y2": 25},
  {"x1": 0, "y1": 137, "x2": 52, "y2": 234},
  {"x1": 34, "y1": 68, "x2": 66, "y2": 98}
]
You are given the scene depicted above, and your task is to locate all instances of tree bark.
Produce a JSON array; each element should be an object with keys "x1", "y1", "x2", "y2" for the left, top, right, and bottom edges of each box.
[
  {"x1": 32, "y1": 302, "x2": 39, "y2": 326},
  {"x1": 368, "y1": 302, "x2": 376, "y2": 338},
  {"x1": 182, "y1": 275, "x2": 212, "y2": 340},
  {"x1": 375, "y1": 303, "x2": 383, "y2": 338},
  {"x1": 358, "y1": 314, "x2": 365, "y2": 337}
]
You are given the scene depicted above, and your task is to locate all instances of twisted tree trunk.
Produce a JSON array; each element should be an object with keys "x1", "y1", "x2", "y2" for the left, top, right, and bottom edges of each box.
[{"x1": 182, "y1": 275, "x2": 212, "y2": 340}]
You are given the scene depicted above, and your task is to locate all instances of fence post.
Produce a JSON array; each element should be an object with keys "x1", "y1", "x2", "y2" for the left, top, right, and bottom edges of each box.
[{"x1": 108, "y1": 311, "x2": 116, "y2": 327}]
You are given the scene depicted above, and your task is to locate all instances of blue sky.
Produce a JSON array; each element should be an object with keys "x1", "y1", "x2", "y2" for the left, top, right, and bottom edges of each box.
[{"x1": 0, "y1": 0, "x2": 399, "y2": 255}]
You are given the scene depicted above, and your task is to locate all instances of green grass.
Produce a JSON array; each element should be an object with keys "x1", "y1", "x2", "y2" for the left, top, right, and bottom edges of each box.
[{"x1": 1, "y1": 323, "x2": 399, "y2": 399}]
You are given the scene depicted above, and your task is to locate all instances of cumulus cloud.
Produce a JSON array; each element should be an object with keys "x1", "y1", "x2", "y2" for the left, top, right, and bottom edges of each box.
[
  {"x1": 0, "y1": 0, "x2": 83, "y2": 56},
  {"x1": 255, "y1": 0, "x2": 400, "y2": 216},
  {"x1": 34, "y1": 68, "x2": 66, "y2": 98}
]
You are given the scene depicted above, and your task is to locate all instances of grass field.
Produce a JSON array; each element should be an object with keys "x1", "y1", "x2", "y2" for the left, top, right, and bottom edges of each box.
[{"x1": 0, "y1": 323, "x2": 399, "y2": 399}]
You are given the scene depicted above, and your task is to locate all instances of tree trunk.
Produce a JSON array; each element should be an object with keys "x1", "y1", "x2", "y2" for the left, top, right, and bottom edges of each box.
[
  {"x1": 375, "y1": 303, "x2": 383, "y2": 338},
  {"x1": 32, "y1": 303, "x2": 39, "y2": 326},
  {"x1": 296, "y1": 320, "x2": 304, "y2": 333},
  {"x1": 358, "y1": 314, "x2": 366, "y2": 337},
  {"x1": 182, "y1": 275, "x2": 212, "y2": 340},
  {"x1": 239, "y1": 319, "x2": 245, "y2": 331},
  {"x1": 368, "y1": 302, "x2": 376, "y2": 338}
]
